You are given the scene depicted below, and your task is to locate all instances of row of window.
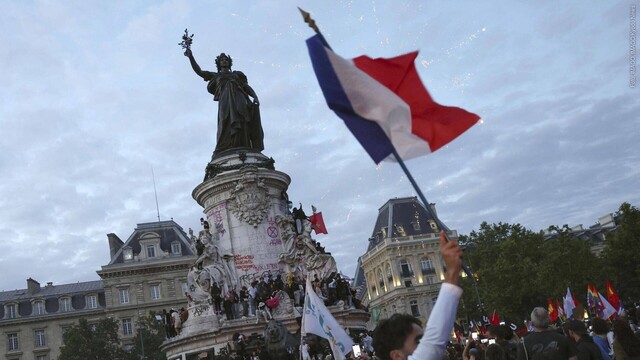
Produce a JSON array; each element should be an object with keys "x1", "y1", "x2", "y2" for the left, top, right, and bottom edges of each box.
[
  {"x1": 122, "y1": 241, "x2": 182, "y2": 261},
  {"x1": 117, "y1": 284, "x2": 162, "y2": 305},
  {"x1": 3, "y1": 295, "x2": 99, "y2": 319},
  {"x1": 7, "y1": 329, "x2": 47, "y2": 352},
  {"x1": 6, "y1": 318, "x2": 141, "y2": 353},
  {"x1": 370, "y1": 256, "x2": 440, "y2": 294}
]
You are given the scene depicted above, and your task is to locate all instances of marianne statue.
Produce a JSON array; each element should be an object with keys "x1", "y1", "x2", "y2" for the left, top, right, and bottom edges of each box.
[{"x1": 182, "y1": 33, "x2": 264, "y2": 154}]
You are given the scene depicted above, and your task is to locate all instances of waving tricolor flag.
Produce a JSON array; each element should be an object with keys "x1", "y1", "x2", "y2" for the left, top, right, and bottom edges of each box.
[{"x1": 305, "y1": 34, "x2": 480, "y2": 164}]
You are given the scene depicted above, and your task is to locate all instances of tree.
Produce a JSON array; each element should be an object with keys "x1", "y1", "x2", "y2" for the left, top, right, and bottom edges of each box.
[
  {"x1": 130, "y1": 312, "x2": 168, "y2": 360},
  {"x1": 459, "y1": 222, "x2": 546, "y2": 321},
  {"x1": 602, "y1": 202, "x2": 640, "y2": 303},
  {"x1": 59, "y1": 317, "x2": 135, "y2": 360},
  {"x1": 458, "y1": 221, "x2": 601, "y2": 322},
  {"x1": 535, "y1": 224, "x2": 603, "y2": 320}
]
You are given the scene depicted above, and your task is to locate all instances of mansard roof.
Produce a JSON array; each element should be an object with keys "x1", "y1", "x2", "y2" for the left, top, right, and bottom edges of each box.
[
  {"x1": 353, "y1": 197, "x2": 452, "y2": 298},
  {"x1": 0, "y1": 280, "x2": 104, "y2": 303},
  {"x1": 107, "y1": 220, "x2": 195, "y2": 265},
  {"x1": 366, "y1": 197, "x2": 446, "y2": 251}
]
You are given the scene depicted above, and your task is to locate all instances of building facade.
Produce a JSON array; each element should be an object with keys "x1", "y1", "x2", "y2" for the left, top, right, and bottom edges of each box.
[
  {"x1": 355, "y1": 197, "x2": 458, "y2": 329},
  {"x1": 0, "y1": 220, "x2": 196, "y2": 360}
]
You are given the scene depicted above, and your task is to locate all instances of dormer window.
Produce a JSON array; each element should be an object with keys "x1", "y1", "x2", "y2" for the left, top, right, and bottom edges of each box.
[
  {"x1": 60, "y1": 297, "x2": 71, "y2": 312},
  {"x1": 171, "y1": 241, "x2": 182, "y2": 255},
  {"x1": 146, "y1": 245, "x2": 156, "y2": 258},
  {"x1": 139, "y1": 232, "x2": 162, "y2": 260},
  {"x1": 394, "y1": 224, "x2": 407, "y2": 237},
  {"x1": 428, "y1": 220, "x2": 438, "y2": 231},
  {"x1": 123, "y1": 247, "x2": 133, "y2": 261},
  {"x1": 33, "y1": 300, "x2": 45, "y2": 315},
  {"x1": 5, "y1": 303, "x2": 17, "y2": 319},
  {"x1": 87, "y1": 295, "x2": 97, "y2": 309}
]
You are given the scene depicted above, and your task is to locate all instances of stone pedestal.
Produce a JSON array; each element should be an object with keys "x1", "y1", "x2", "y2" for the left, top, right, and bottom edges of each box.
[
  {"x1": 193, "y1": 150, "x2": 291, "y2": 284},
  {"x1": 162, "y1": 149, "x2": 370, "y2": 360}
]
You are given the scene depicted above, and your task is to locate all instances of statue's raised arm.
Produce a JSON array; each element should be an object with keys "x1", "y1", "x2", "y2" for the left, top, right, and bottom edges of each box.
[
  {"x1": 184, "y1": 48, "x2": 213, "y2": 81},
  {"x1": 180, "y1": 29, "x2": 264, "y2": 154}
]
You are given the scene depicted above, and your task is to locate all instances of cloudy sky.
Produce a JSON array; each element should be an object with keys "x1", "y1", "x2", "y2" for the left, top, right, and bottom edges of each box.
[{"x1": 1, "y1": 1, "x2": 638, "y2": 291}]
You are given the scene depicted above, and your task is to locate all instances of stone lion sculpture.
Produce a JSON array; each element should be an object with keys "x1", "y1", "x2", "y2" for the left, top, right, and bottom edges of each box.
[{"x1": 263, "y1": 319, "x2": 300, "y2": 360}]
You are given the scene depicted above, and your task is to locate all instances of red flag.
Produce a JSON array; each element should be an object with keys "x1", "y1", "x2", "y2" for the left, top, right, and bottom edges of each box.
[
  {"x1": 309, "y1": 212, "x2": 328, "y2": 234},
  {"x1": 548, "y1": 298, "x2": 559, "y2": 323},
  {"x1": 489, "y1": 310, "x2": 500, "y2": 325},
  {"x1": 606, "y1": 280, "x2": 621, "y2": 311}
]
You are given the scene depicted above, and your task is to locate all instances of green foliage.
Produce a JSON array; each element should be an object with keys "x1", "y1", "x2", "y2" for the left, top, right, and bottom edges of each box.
[
  {"x1": 58, "y1": 317, "x2": 135, "y2": 360},
  {"x1": 458, "y1": 221, "x2": 600, "y2": 322},
  {"x1": 602, "y1": 202, "x2": 640, "y2": 302},
  {"x1": 130, "y1": 312, "x2": 168, "y2": 360}
]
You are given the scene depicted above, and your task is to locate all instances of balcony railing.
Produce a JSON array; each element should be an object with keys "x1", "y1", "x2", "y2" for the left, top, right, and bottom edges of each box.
[
  {"x1": 400, "y1": 270, "x2": 414, "y2": 278},
  {"x1": 421, "y1": 268, "x2": 436, "y2": 275}
]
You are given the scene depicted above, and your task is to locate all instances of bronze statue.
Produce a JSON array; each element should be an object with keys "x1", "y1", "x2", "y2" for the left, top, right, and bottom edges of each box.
[{"x1": 182, "y1": 30, "x2": 264, "y2": 154}]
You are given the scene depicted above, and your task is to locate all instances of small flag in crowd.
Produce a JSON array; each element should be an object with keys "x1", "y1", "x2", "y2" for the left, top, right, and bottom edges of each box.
[
  {"x1": 489, "y1": 310, "x2": 500, "y2": 325},
  {"x1": 597, "y1": 291, "x2": 618, "y2": 320},
  {"x1": 305, "y1": 34, "x2": 480, "y2": 164},
  {"x1": 303, "y1": 278, "x2": 354, "y2": 360},
  {"x1": 587, "y1": 284, "x2": 597, "y2": 312},
  {"x1": 547, "y1": 298, "x2": 559, "y2": 323},
  {"x1": 564, "y1": 287, "x2": 576, "y2": 318},
  {"x1": 606, "y1": 280, "x2": 621, "y2": 312},
  {"x1": 556, "y1": 299, "x2": 566, "y2": 320}
]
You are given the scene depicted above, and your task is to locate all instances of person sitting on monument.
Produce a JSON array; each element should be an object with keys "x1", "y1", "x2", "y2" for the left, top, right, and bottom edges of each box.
[{"x1": 184, "y1": 48, "x2": 263, "y2": 153}]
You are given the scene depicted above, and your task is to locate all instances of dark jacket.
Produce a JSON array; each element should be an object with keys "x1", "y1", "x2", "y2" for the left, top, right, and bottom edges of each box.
[{"x1": 576, "y1": 336, "x2": 603, "y2": 360}]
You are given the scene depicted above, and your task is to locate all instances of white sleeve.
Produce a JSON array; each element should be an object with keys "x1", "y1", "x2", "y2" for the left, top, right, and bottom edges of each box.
[{"x1": 409, "y1": 283, "x2": 463, "y2": 360}]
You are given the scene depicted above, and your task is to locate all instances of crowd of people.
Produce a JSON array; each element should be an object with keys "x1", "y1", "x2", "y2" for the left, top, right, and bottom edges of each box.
[
  {"x1": 205, "y1": 271, "x2": 365, "y2": 322},
  {"x1": 163, "y1": 307, "x2": 189, "y2": 338},
  {"x1": 454, "y1": 308, "x2": 640, "y2": 360}
]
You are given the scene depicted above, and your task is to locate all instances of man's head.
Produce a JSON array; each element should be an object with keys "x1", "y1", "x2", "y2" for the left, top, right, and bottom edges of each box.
[
  {"x1": 372, "y1": 314, "x2": 423, "y2": 360},
  {"x1": 566, "y1": 319, "x2": 588, "y2": 341},
  {"x1": 530, "y1": 307, "x2": 550, "y2": 330},
  {"x1": 215, "y1": 53, "x2": 233, "y2": 71}
]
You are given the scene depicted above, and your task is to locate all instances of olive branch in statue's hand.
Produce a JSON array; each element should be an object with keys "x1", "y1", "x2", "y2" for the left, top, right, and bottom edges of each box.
[{"x1": 179, "y1": 28, "x2": 194, "y2": 56}]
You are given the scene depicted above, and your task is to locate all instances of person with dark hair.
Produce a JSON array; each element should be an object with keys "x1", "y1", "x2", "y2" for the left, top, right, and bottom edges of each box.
[
  {"x1": 371, "y1": 231, "x2": 463, "y2": 360},
  {"x1": 487, "y1": 325, "x2": 517, "y2": 360},
  {"x1": 565, "y1": 320, "x2": 603, "y2": 360},
  {"x1": 612, "y1": 320, "x2": 640, "y2": 360},
  {"x1": 517, "y1": 307, "x2": 577, "y2": 360},
  {"x1": 590, "y1": 319, "x2": 612, "y2": 360}
]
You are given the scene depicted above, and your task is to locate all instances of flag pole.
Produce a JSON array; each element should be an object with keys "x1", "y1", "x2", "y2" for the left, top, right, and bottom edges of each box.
[
  {"x1": 300, "y1": 6, "x2": 485, "y2": 312},
  {"x1": 391, "y1": 148, "x2": 485, "y2": 312}
]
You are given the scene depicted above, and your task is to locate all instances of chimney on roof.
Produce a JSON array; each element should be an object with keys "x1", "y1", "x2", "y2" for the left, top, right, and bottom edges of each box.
[
  {"x1": 429, "y1": 203, "x2": 438, "y2": 218},
  {"x1": 27, "y1": 278, "x2": 40, "y2": 294},
  {"x1": 107, "y1": 233, "x2": 125, "y2": 259}
]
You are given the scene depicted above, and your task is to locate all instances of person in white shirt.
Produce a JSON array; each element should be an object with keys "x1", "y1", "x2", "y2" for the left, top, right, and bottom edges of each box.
[{"x1": 372, "y1": 231, "x2": 463, "y2": 360}]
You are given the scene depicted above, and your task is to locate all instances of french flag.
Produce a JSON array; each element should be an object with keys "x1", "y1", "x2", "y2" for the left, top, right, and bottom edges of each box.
[{"x1": 306, "y1": 34, "x2": 480, "y2": 164}]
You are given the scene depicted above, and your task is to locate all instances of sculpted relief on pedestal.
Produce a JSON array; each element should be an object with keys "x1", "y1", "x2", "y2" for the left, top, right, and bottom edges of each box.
[{"x1": 228, "y1": 167, "x2": 270, "y2": 227}]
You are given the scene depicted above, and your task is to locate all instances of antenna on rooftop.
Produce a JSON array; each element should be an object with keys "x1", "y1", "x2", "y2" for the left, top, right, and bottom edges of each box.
[{"x1": 151, "y1": 166, "x2": 161, "y2": 222}]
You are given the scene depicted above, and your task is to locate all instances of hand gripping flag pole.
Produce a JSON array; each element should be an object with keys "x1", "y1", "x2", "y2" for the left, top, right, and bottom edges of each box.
[{"x1": 299, "y1": 8, "x2": 484, "y2": 308}]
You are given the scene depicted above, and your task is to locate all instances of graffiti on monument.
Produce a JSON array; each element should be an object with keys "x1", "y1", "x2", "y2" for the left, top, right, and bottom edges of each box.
[
  {"x1": 234, "y1": 254, "x2": 257, "y2": 272},
  {"x1": 193, "y1": 304, "x2": 210, "y2": 317},
  {"x1": 266, "y1": 217, "x2": 281, "y2": 245},
  {"x1": 206, "y1": 203, "x2": 227, "y2": 239},
  {"x1": 238, "y1": 269, "x2": 286, "y2": 286}
]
